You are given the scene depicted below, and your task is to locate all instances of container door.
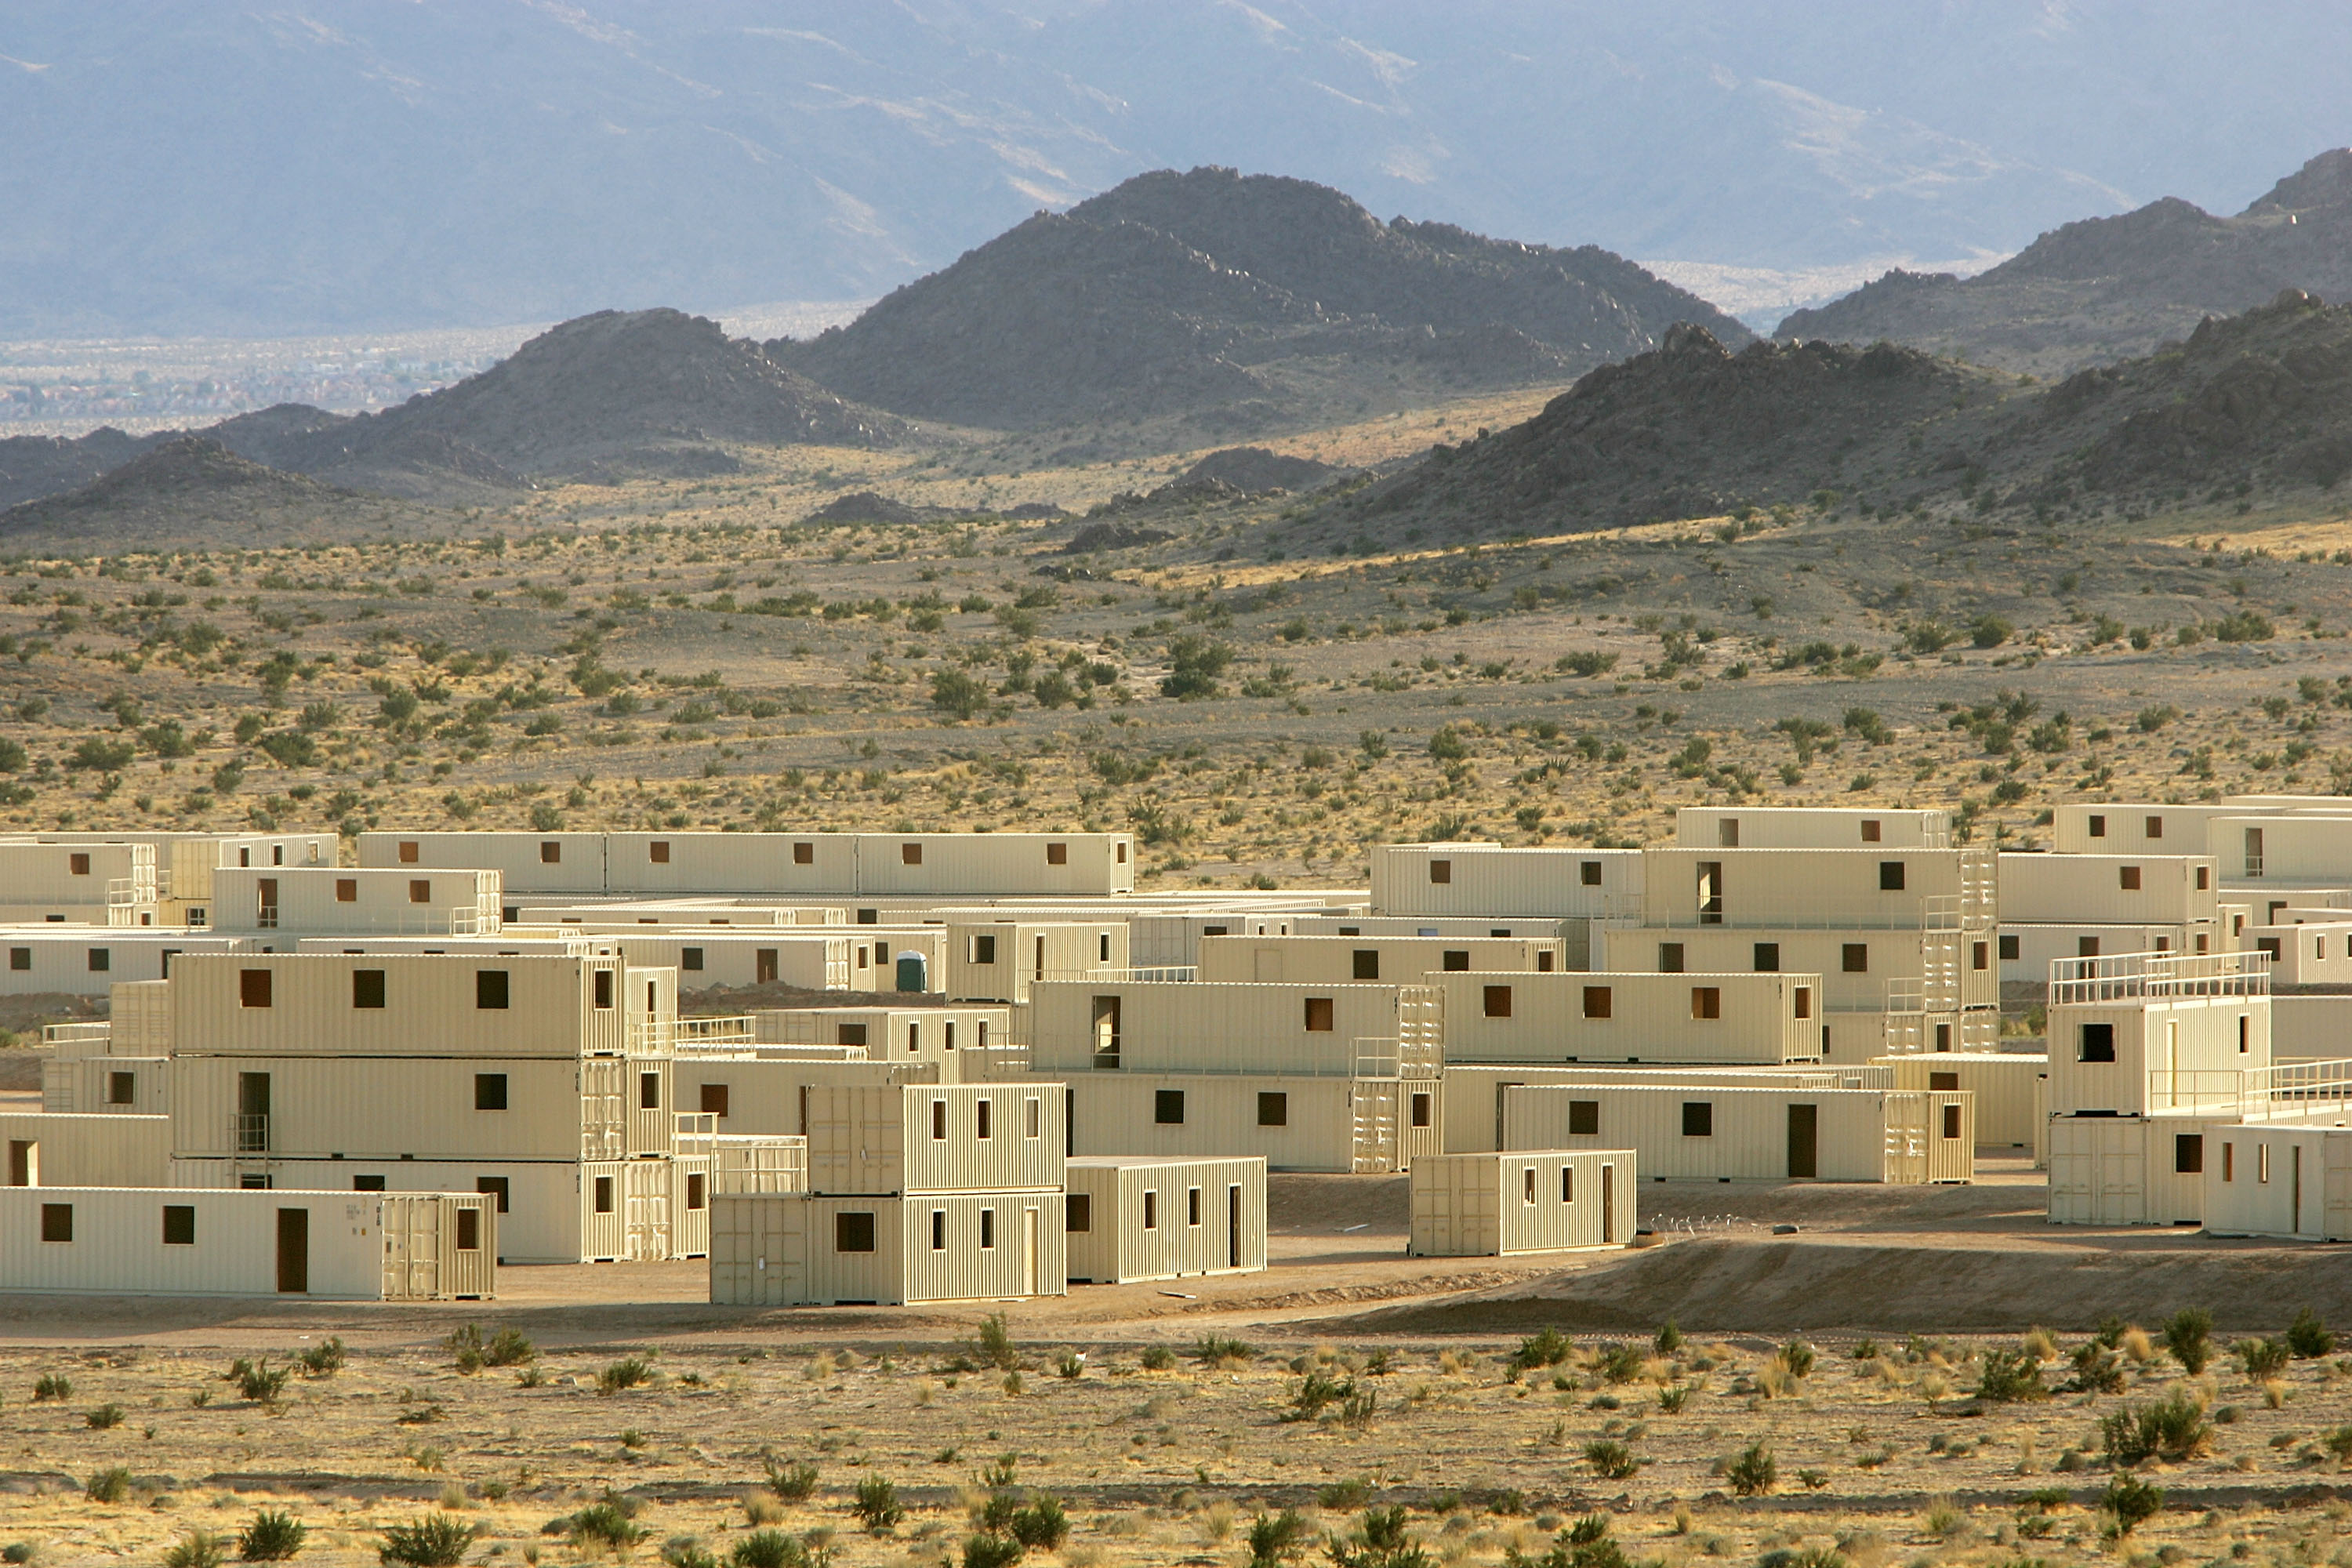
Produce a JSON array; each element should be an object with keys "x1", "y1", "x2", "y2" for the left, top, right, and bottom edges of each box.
[
  {"x1": 1022, "y1": 1207, "x2": 1038, "y2": 1296},
  {"x1": 1600, "y1": 1164, "x2": 1616, "y2": 1244},
  {"x1": 238, "y1": 1072, "x2": 272, "y2": 1153},
  {"x1": 2293, "y1": 1144, "x2": 2306, "y2": 1236},
  {"x1": 2093, "y1": 1122, "x2": 2143, "y2": 1222},
  {"x1": 1494, "y1": 1082, "x2": 1520, "y2": 1154},
  {"x1": 1787, "y1": 1105, "x2": 1818, "y2": 1178},
  {"x1": 756, "y1": 949, "x2": 779, "y2": 985},
  {"x1": 1228, "y1": 1185, "x2": 1242, "y2": 1268},
  {"x1": 276, "y1": 1207, "x2": 309, "y2": 1294},
  {"x1": 5, "y1": 1140, "x2": 32, "y2": 1186}
]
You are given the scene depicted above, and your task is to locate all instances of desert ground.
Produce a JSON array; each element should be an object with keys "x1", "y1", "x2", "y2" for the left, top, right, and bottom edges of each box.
[{"x1": 3, "y1": 1168, "x2": 2351, "y2": 1568}]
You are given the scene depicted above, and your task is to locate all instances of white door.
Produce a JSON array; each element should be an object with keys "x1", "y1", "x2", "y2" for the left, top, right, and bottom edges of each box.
[{"x1": 1022, "y1": 1207, "x2": 1038, "y2": 1296}]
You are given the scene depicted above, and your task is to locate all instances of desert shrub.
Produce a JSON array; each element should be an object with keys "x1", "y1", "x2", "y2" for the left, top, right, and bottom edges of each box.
[
  {"x1": 763, "y1": 1454, "x2": 819, "y2": 1501},
  {"x1": 960, "y1": 1536, "x2": 1021, "y2": 1568},
  {"x1": 1780, "y1": 1341, "x2": 1817, "y2": 1378},
  {"x1": 1140, "y1": 1345, "x2": 1177, "y2": 1370},
  {"x1": 2238, "y1": 1338, "x2": 2291, "y2": 1381},
  {"x1": 1010, "y1": 1495, "x2": 1068, "y2": 1549},
  {"x1": 728, "y1": 1530, "x2": 822, "y2": 1568},
  {"x1": 598, "y1": 1357, "x2": 655, "y2": 1394},
  {"x1": 1318, "y1": 1481, "x2": 1373, "y2": 1510},
  {"x1": 1653, "y1": 1322, "x2": 1684, "y2": 1356},
  {"x1": 853, "y1": 1475, "x2": 902, "y2": 1534},
  {"x1": 2101, "y1": 1473, "x2": 2164, "y2": 1534},
  {"x1": 1657, "y1": 1385, "x2": 1693, "y2": 1414},
  {"x1": 85, "y1": 1405, "x2": 124, "y2": 1430},
  {"x1": 1977, "y1": 1349, "x2": 2049, "y2": 1403},
  {"x1": 225, "y1": 1358, "x2": 289, "y2": 1404},
  {"x1": 1512, "y1": 1329, "x2": 1573, "y2": 1372},
  {"x1": 1054, "y1": 1352, "x2": 1085, "y2": 1380},
  {"x1": 32, "y1": 1374, "x2": 71, "y2": 1403},
  {"x1": 2065, "y1": 1342, "x2": 2124, "y2": 1394},
  {"x1": 85, "y1": 1468, "x2": 133, "y2": 1503},
  {"x1": 2288, "y1": 1308, "x2": 2336, "y2": 1359},
  {"x1": 1285, "y1": 1368, "x2": 1356, "y2": 1421},
  {"x1": 1757, "y1": 1550, "x2": 1848, "y2": 1568},
  {"x1": 1339, "y1": 1388, "x2": 1379, "y2": 1429},
  {"x1": 1596, "y1": 1342, "x2": 1646, "y2": 1383},
  {"x1": 2161, "y1": 1309, "x2": 2213, "y2": 1373},
  {"x1": 296, "y1": 1338, "x2": 345, "y2": 1378},
  {"x1": 1247, "y1": 1509, "x2": 1313, "y2": 1568},
  {"x1": 1328, "y1": 1507, "x2": 1433, "y2": 1568},
  {"x1": 1584, "y1": 1441, "x2": 1642, "y2": 1480},
  {"x1": 568, "y1": 1502, "x2": 644, "y2": 1551},
  {"x1": 661, "y1": 1538, "x2": 719, "y2": 1568},
  {"x1": 1505, "y1": 1513, "x2": 1635, "y2": 1568},
  {"x1": 2101, "y1": 1391, "x2": 2211, "y2": 1466},
  {"x1": 377, "y1": 1517, "x2": 479, "y2": 1568},
  {"x1": 238, "y1": 1510, "x2": 307, "y2": 1562},
  {"x1": 1726, "y1": 1443, "x2": 1777, "y2": 1496},
  {"x1": 164, "y1": 1531, "x2": 227, "y2": 1568},
  {"x1": 973, "y1": 1313, "x2": 1018, "y2": 1370},
  {"x1": 1969, "y1": 615, "x2": 2013, "y2": 648},
  {"x1": 1194, "y1": 1334, "x2": 1257, "y2": 1367}
]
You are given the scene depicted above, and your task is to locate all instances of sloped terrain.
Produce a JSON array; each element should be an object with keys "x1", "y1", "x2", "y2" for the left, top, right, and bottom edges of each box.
[
  {"x1": 0, "y1": 436, "x2": 430, "y2": 550},
  {"x1": 1181, "y1": 445, "x2": 1349, "y2": 492},
  {"x1": 1338, "y1": 289, "x2": 2352, "y2": 543},
  {"x1": 0, "y1": 426, "x2": 156, "y2": 510},
  {"x1": 1779, "y1": 148, "x2": 2352, "y2": 375},
  {"x1": 773, "y1": 168, "x2": 1747, "y2": 441}
]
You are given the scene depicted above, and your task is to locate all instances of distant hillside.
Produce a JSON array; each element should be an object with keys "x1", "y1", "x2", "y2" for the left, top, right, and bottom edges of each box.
[
  {"x1": 0, "y1": 437, "x2": 426, "y2": 552},
  {"x1": 1338, "y1": 288, "x2": 2352, "y2": 540},
  {"x1": 771, "y1": 168, "x2": 1751, "y2": 441},
  {"x1": 1778, "y1": 149, "x2": 2352, "y2": 375}
]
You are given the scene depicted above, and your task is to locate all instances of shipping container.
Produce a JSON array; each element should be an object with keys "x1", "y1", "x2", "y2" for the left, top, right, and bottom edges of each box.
[
  {"x1": 615, "y1": 932, "x2": 853, "y2": 993},
  {"x1": 2044, "y1": 951, "x2": 2269, "y2": 1116},
  {"x1": 670, "y1": 1057, "x2": 939, "y2": 1140},
  {"x1": 1998, "y1": 852, "x2": 2220, "y2": 927},
  {"x1": 111, "y1": 978, "x2": 173, "y2": 1053},
  {"x1": 42, "y1": 1054, "x2": 169, "y2": 1116},
  {"x1": 1676, "y1": 807, "x2": 1951, "y2": 850},
  {"x1": 1433, "y1": 971, "x2": 1818, "y2": 1067},
  {"x1": 1639, "y1": 846, "x2": 1996, "y2": 931},
  {"x1": 1501, "y1": 1083, "x2": 1973, "y2": 1184},
  {"x1": 1998, "y1": 923, "x2": 2205, "y2": 985},
  {"x1": 167, "y1": 953, "x2": 631, "y2": 1059},
  {"x1": 2272, "y1": 995, "x2": 2352, "y2": 1061},
  {"x1": 0, "y1": 929, "x2": 245, "y2": 998},
  {"x1": 804, "y1": 1083, "x2": 1065, "y2": 1195},
  {"x1": 752, "y1": 1006, "x2": 1007, "y2": 1066},
  {"x1": 1022, "y1": 980, "x2": 1443, "y2": 1079},
  {"x1": 358, "y1": 831, "x2": 610, "y2": 894},
  {"x1": 168, "y1": 1054, "x2": 637, "y2": 1163},
  {"x1": 29, "y1": 833, "x2": 335, "y2": 924},
  {"x1": 1588, "y1": 924, "x2": 1998, "y2": 1060},
  {"x1": 1064, "y1": 1071, "x2": 1439, "y2": 1173},
  {"x1": 1442, "y1": 1064, "x2": 1884, "y2": 1154},
  {"x1": 212, "y1": 867, "x2": 502, "y2": 936},
  {"x1": 2213, "y1": 815, "x2": 2352, "y2": 887},
  {"x1": 1408, "y1": 1150, "x2": 1636, "y2": 1255},
  {"x1": 836, "y1": 927, "x2": 949, "y2": 994},
  {"x1": 2246, "y1": 923, "x2": 2352, "y2": 986},
  {"x1": 172, "y1": 1154, "x2": 637, "y2": 1264},
  {"x1": 2047, "y1": 1113, "x2": 2226, "y2": 1225},
  {"x1": 943, "y1": 921, "x2": 1128, "y2": 1004},
  {"x1": 604, "y1": 833, "x2": 859, "y2": 895},
  {"x1": 1196, "y1": 935, "x2": 1561, "y2": 985},
  {"x1": 2202, "y1": 1125, "x2": 2352, "y2": 1240},
  {"x1": 1063, "y1": 1156, "x2": 1267, "y2": 1283},
  {"x1": 1371, "y1": 844, "x2": 1643, "y2": 919},
  {"x1": 0, "y1": 1112, "x2": 171, "y2": 1186},
  {"x1": 709, "y1": 1191, "x2": 1067, "y2": 1305},
  {"x1": 1873, "y1": 1053, "x2": 2048, "y2": 1156},
  {"x1": 851, "y1": 833, "x2": 1134, "y2": 898},
  {"x1": 2052, "y1": 804, "x2": 2249, "y2": 857},
  {"x1": 691, "y1": 1131, "x2": 809, "y2": 1196},
  {"x1": 0, "y1": 840, "x2": 156, "y2": 910},
  {"x1": 0, "y1": 1186, "x2": 493, "y2": 1299}
]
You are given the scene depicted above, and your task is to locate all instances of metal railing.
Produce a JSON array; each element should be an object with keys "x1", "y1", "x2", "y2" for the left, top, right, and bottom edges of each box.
[
  {"x1": 232, "y1": 1113, "x2": 270, "y2": 1156},
  {"x1": 1023, "y1": 966, "x2": 1193, "y2": 985},
  {"x1": 633, "y1": 1014, "x2": 760, "y2": 1054},
  {"x1": 2143, "y1": 1056, "x2": 2352, "y2": 1120},
  {"x1": 2049, "y1": 948, "x2": 2270, "y2": 1004},
  {"x1": 42, "y1": 1021, "x2": 111, "y2": 1048}
]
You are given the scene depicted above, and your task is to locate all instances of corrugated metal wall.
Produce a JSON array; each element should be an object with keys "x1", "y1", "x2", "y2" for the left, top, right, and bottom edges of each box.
[
  {"x1": 0, "y1": 1112, "x2": 171, "y2": 1186},
  {"x1": 2204, "y1": 1127, "x2": 2352, "y2": 1240},
  {"x1": 1676, "y1": 807, "x2": 1949, "y2": 849},
  {"x1": 1409, "y1": 1150, "x2": 1635, "y2": 1255},
  {"x1": 1503, "y1": 1084, "x2": 1973, "y2": 1184},
  {"x1": 1196, "y1": 935, "x2": 1559, "y2": 985},
  {"x1": 1878, "y1": 1053, "x2": 2047, "y2": 1153},
  {"x1": 168, "y1": 953, "x2": 626, "y2": 1058},
  {"x1": 1436, "y1": 971, "x2": 1813, "y2": 1066},
  {"x1": 1064, "y1": 1157, "x2": 1265, "y2": 1283},
  {"x1": 1999, "y1": 853, "x2": 2218, "y2": 926},
  {"x1": 1371, "y1": 845, "x2": 1642, "y2": 919},
  {"x1": 168, "y1": 1155, "x2": 591, "y2": 1264}
]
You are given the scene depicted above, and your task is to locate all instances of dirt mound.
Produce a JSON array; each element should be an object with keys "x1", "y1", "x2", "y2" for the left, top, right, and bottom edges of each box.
[
  {"x1": 0, "y1": 436, "x2": 425, "y2": 550},
  {"x1": 1329, "y1": 291, "x2": 2352, "y2": 543},
  {"x1": 771, "y1": 166, "x2": 1746, "y2": 439},
  {"x1": 801, "y1": 491, "x2": 964, "y2": 526},
  {"x1": 1309, "y1": 1233, "x2": 2352, "y2": 1337},
  {"x1": 1181, "y1": 445, "x2": 1347, "y2": 492},
  {"x1": 1780, "y1": 148, "x2": 2352, "y2": 376}
]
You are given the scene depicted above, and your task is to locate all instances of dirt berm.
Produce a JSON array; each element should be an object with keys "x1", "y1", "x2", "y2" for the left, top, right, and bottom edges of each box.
[{"x1": 1308, "y1": 1231, "x2": 2352, "y2": 1338}]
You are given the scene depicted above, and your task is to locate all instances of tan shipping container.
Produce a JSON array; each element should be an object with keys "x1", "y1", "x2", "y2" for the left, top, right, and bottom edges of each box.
[
  {"x1": 1408, "y1": 1150, "x2": 1636, "y2": 1255},
  {"x1": 2272, "y1": 994, "x2": 2352, "y2": 1062},
  {"x1": 2045, "y1": 953, "x2": 2268, "y2": 1116},
  {"x1": 1640, "y1": 846, "x2": 1994, "y2": 931},
  {"x1": 1502, "y1": 1083, "x2": 1973, "y2": 1184},
  {"x1": 168, "y1": 952, "x2": 630, "y2": 1059},
  {"x1": 1371, "y1": 844, "x2": 1642, "y2": 919},
  {"x1": 2249, "y1": 923, "x2": 2352, "y2": 986},
  {"x1": 1196, "y1": 934, "x2": 1559, "y2": 985},
  {"x1": 358, "y1": 831, "x2": 610, "y2": 894},
  {"x1": 0, "y1": 840, "x2": 156, "y2": 907},
  {"x1": 673, "y1": 1057, "x2": 940, "y2": 1139},
  {"x1": 1434, "y1": 971, "x2": 1818, "y2": 1067},
  {"x1": 2203, "y1": 1125, "x2": 2352, "y2": 1241},
  {"x1": 212, "y1": 866, "x2": 502, "y2": 936},
  {"x1": 1999, "y1": 851, "x2": 2219, "y2": 927},
  {"x1": 168, "y1": 1055, "x2": 630, "y2": 1163},
  {"x1": 753, "y1": 1006, "x2": 1007, "y2": 1066},
  {"x1": 1064, "y1": 1071, "x2": 1439, "y2": 1173},
  {"x1": 1875, "y1": 1053, "x2": 2048, "y2": 1157},
  {"x1": 1677, "y1": 807, "x2": 1951, "y2": 850},
  {"x1": 944, "y1": 920, "x2": 1127, "y2": 1004},
  {"x1": 851, "y1": 833, "x2": 1133, "y2": 897},
  {"x1": 709, "y1": 1190, "x2": 1067, "y2": 1305},
  {"x1": 0, "y1": 1112, "x2": 171, "y2": 1186},
  {"x1": 604, "y1": 833, "x2": 858, "y2": 895},
  {"x1": 1063, "y1": 1156, "x2": 1266, "y2": 1283},
  {"x1": 2052, "y1": 804, "x2": 2245, "y2": 857},
  {"x1": 0, "y1": 1186, "x2": 492, "y2": 1299},
  {"x1": 0, "y1": 931, "x2": 245, "y2": 998},
  {"x1": 45, "y1": 1055, "x2": 169, "y2": 1116},
  {"x1": 804, "y1": 1082, "x2": 1065, "y2": 1195},
  {"x1": 1022, "y1": 980, "x2": 1442, "y2": 1079},
  {"x1": 2048, "y1": 1113, "x2": 2225, "y2": 1225},
  {"x1": 1999, "y1": 923, "x2": 2208, "y2": 985},
  {"x1": 1443, "y1": 1063, "x2": 1882, "y2": 1154}
]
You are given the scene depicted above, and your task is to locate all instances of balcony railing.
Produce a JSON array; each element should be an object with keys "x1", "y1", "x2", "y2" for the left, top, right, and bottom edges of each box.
[
  {"x1": 2143, "y1": 1056, "x2": 2352, "y2": 1120},
  {"x1": 2049, "y1": 949, "x2": 2269, "y2": 1004},
  {"x1": 232, "y1": 1113, "x2": 270, "y2": 1156},
  {"x1": 42, "y1": 1022, "x2": 111, "y2": 1048}
]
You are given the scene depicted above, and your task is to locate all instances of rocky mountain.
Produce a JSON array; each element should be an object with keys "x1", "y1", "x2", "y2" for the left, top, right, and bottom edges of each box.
[
  {"x1": 1777, "y1": 150, "x2": 2352, "y2": 375},
  {"x1": 773, "y1": 168, "x2": 1749, "y2": 439},
  {"x1": 0, "y1": 426, "x2": 154, "y2": 510},
  {"x1": 1340, "y1": 289, "x2": 2352, "y2": 541}
]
